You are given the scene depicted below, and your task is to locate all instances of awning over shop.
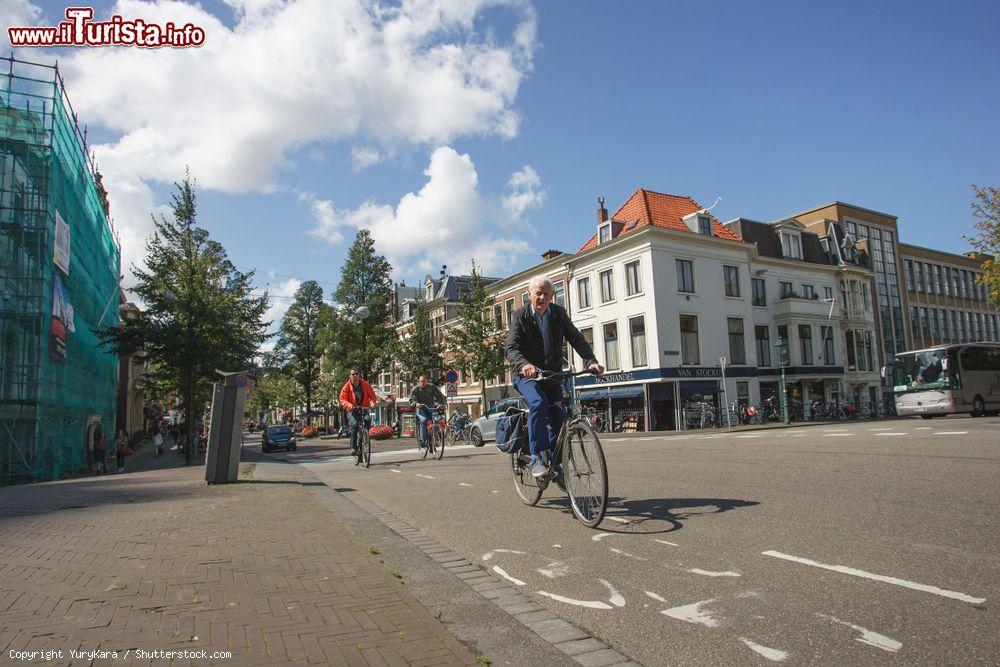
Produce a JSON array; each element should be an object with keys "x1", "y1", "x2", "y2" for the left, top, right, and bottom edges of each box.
[
  {"x1": 577, "y1": 387, "x2": 609, "y2": 400},
  {"x1": 679, "y1": 380, "x2": 719, "y2": 396},
  {"x1": 608, "y1": 385, "x2": 643, "y2": 398}
]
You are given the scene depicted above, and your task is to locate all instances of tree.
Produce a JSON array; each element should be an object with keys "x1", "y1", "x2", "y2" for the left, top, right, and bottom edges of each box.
[
  {"x1": 248, "y1": 374, "x2": 304, "y2": 423},
  {"x1": 98, "y1": 174, "x2": 269, "y2": 465},
  {"x1": 325, "y1": 229, "x2": 395, "y2": 382},
  {"x1": 394, "y1": 296, "x2": 444, "y2": 383},
  {"x1": 446, "y1": 267, "x2": 506, "y2": 413},
  {"x1": 269, "y1": 281, "x2": 332, "y2": 423},
  {"x1": 967, "y1": 184, "x2": 1000, "y2": 307}
]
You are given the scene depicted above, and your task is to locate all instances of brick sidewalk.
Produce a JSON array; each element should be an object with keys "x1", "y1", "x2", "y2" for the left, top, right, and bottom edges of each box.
[{"x1": 0, "y1": 456, "x2": 477, "y2": 665}]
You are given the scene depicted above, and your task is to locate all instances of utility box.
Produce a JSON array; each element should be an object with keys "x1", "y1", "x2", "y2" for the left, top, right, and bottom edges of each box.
[{"x1": 205, "y1": 372, "x2": 249, "y2": 484}]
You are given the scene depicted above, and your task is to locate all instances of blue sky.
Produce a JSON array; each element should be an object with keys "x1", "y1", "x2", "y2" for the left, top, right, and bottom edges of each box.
[{"x1": 7, "y1": 0, "x2": 999, "y2": 329}]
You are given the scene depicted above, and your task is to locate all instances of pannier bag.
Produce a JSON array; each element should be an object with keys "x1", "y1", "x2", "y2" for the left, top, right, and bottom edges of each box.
[{"x1": 495, "y1": 410, "x2": 528, "y2": 454}]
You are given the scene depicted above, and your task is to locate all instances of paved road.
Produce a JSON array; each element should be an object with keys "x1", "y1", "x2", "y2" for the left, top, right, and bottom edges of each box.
[{"x1": 265, "y1": 417, "x2": 1000, "y2": 665}]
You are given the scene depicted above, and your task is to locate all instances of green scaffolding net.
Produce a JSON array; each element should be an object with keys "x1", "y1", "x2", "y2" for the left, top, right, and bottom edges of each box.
[{"x1": 0, "y1": 55, "x2": 121, "y2": 484}]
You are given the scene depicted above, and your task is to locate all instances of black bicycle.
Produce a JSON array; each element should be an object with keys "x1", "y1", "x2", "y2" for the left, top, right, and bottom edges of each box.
[
  {"x1": 416, "y1": 404, "x2": 446, "y2": 460},
  {"x1": 510, "y1": 369, "x2": 609, "y2": 528},
  {"x1": 352, "y1": 408, "x2": 372, "y2": 468}
]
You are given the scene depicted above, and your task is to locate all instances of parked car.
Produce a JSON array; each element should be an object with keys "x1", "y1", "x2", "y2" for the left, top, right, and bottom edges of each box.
[
  {"x1": 469, "y1": 397, "x2": 526, "y2": 447},
  {"x1": 263, "y1": 424, "x2": 297, "y2": 452}
]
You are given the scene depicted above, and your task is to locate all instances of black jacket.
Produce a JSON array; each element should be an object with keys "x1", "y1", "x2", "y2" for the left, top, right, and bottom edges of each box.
[{"x1": 505, "y1": 303, "x2": 598, "y2": 376}]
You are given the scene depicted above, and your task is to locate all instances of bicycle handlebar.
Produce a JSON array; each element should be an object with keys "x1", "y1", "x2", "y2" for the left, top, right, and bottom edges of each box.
[{"x1": 533, "y1": 369, "x2": 601, "y2": 381}]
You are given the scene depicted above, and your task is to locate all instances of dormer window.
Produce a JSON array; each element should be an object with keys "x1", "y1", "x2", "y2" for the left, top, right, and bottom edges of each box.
[
  {"x1": 780, "y1": 232, "x2": 802, "y2": 259},
  {"x1": 599, "y1": 223, "x2": 611, "y2": 244},
  {"x1": 681, "y1": 211, "x2": 713, "y2": 236},
  {"x1": 697, "y1": 216, "x2": 712, "y2": 236}
]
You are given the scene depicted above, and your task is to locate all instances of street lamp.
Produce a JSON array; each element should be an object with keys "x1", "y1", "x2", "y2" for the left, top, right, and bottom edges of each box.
[{"x1": 774, "y1": 337, "x2": 790, "y2": 425}]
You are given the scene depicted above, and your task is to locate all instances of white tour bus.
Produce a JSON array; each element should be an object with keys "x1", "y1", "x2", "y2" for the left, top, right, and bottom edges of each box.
[{"x1": 893, "y1": 342, "x2": 1000, "y2": 418}]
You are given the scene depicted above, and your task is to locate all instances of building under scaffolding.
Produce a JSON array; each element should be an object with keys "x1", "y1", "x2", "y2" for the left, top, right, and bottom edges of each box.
[{"x1": 0, "y1": 55, "x2": 120, "y2": 484}]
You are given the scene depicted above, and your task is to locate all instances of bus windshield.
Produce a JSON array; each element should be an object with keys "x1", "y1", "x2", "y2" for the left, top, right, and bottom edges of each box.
[{"x1": 894, "y1": 350, "x2": 949, "y2": 393}]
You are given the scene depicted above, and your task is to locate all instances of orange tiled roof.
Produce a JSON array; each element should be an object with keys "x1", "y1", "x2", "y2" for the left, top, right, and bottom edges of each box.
[{"x1": 578, "y1": 188, "x2": 742, "y2": 252}]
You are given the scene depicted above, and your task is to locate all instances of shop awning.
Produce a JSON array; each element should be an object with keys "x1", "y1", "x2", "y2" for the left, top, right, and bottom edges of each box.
[
  {"x1": 608, "y1": 385, "x2": 643, "y2": 398},
  {"x1": 577, "y1": 387, "x2": 610, "y2": 400}
]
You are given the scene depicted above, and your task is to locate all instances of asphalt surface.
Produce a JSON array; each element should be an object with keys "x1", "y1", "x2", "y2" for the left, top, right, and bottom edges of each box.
[{"x1": 258, "y1": 417, "x2": 1000, "y2": 665}]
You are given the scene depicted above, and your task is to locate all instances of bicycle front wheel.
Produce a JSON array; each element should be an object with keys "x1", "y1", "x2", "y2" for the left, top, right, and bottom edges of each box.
[
  {"x1": 360, "y1": 429, "x2": 372, "y2": 468},
  {"x1": 563, "y1": 419, "x2": 608, "y2": 528},
  {"x1": 511, "y1": 450, "x2": 543, "y2": 506},
  {"x1": 434, "y1": 425, "x2": 445, "y2": 460}
]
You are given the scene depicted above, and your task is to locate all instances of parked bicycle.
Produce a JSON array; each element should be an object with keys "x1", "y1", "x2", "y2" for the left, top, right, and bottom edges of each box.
[
  {"x1": 445, "y1": 412, "x2": 472, "y2": 446},
  {"x1": 509, "y1": 369, "x2": 609, "y2": 528}
]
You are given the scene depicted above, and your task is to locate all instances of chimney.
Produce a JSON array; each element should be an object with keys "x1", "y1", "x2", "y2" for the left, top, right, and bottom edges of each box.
[
  {"x1": 440, "y1": 264, "x2": 447, "y2": 279},
  {"x1": 542, "y1": 249, "x2": 563, "y2": 261},
  {"x1": 597, "y1": 196, "x2": 608, "y2": 224}
]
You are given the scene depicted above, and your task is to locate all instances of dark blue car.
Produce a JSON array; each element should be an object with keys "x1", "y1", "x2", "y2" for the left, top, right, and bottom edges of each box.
[{"x1": 263, "y1": 425, "x2": 297, "y2": 452}]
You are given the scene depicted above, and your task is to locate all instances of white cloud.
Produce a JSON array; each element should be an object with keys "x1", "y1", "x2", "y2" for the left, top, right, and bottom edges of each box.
[
  {"x1": 46, "y1": 0, "x2": 536, "y2": 271},
  {"x1": 257, "y1": 276, "x2": 302, "y2": 353},
  {"x1": 1, "y1": 0, "x2": 42, "y2": 50},
  {"x1": 309, "y1": 146, "x2": 534, "y2": 276},
  {"x1": 501, "y1": 164, "x2": 546, "y2": 225},
  {"x1": 351, "y1": 146, "x2": 383, "y2": 171}
]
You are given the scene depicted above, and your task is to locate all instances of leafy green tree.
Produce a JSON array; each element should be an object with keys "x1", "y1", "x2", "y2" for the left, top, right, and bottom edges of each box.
[
  {"x1": 395, "y1": 296, "x2": 443, "y2": 383},
  {"x1": 269, "y1": 281, "x2": 332, "y2": 423},
  {"x1": 446, "y1": 267, "x2": 506, "y2": 413},
  {"x1": 967, "y1": 184, "x2": 1000, "y2": 306},
  {"x1": 248, "y1": 374, "x2": 303, "y2": 422},
  {"x1": 325, "y1": 229, "x2": 395, "y2": 382},
  {"x1": 98, "y1": 174, "x2": 269, "y2": 464}
]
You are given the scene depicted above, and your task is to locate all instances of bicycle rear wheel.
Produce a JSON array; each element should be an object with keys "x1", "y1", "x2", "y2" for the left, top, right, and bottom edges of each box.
[
  {"x1": 511, "y1": 450, "x2": 543, "y2": 506},
  {"x1": 563, "y1": 419, "x2": 608, "y2": 528},
  {"x1": 360, "y1": 429, "x2": 371, "y2": 468},
  {"x1": 419, "y1": 427, "x2": 430, "y2": 459},
  {"x1": 434, "y1": 425, "x2": 445, "y2": 460}
]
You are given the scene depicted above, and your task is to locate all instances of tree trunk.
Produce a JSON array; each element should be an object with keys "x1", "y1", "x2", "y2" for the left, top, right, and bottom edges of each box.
[
  {"x1": 479, "y1": 378, "x2": 487, "y2": 419},
  {"x1": 184, "y1": 369, "x2": 195, "y2": 466}
]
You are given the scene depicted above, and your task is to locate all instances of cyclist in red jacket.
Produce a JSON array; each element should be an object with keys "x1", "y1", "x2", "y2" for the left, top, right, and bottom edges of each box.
[{"x1": 339, "y1": 369, "x2": 378, "y2": 460}]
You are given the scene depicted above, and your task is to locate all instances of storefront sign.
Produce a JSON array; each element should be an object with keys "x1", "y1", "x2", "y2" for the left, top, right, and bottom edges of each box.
[
  {"x1": 595, "y1": 372, "x2": 635, "y2": 384},
  {"x1": 675, "y1": 367, "x2": 722, "y2": 378}
]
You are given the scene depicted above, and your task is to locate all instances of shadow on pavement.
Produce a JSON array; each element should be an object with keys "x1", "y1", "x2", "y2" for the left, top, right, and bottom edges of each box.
[{"x1": 543, "y1": 495, "x2": 760, "y2": 534}]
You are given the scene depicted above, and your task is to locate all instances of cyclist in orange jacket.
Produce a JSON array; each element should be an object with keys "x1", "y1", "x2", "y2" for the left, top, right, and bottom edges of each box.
[{"x1": 339, "y1": 369, "x2": 378, "y2": 460}]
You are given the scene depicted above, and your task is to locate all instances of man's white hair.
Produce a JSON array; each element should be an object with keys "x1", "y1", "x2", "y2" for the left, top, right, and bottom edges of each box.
[{"x1": 528, "y1": 275, "x2": 553, "y2": 292}]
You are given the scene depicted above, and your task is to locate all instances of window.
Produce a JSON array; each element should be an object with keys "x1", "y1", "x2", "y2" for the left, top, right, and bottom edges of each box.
[
  {"x1": 697, "y1": 216, "x2": 712, "y2": 236},
  {"x1": 505, "y1": 298, "x2": 514, "y2": 323},
  {"x1": 802, "y1": 284, "x2": 815, "y2": 299},
  {"x1": 823, "y1": 286, "x2": 833, "y2": 301},
  {"x1": 781, "y1": 232, "x2": 802, "y2": 259},
  {"x1": 625, "y1": 260, "x2": 642, "y2": 296},
  {"x1": 777, "y1": 325, "x2": 789, "y2": 365},
  {"x1": 737, "y1": 381, "x2": 749, "y2": 409},
  {"x1": 599, "y1": 224, "x2": 611, "y2": 244},
  {"x1": 727, "y1": 318, "x2": 746, "y2": 365},
  {"x1": 580, "y1": 327, "x2": 594, "y2": 365},
  {"x1": 755, "y1": 325, "x2": 771, "y2": 366},
  {"x1": 846, "y1": 330, "x2": 857, "y2": 370},
  {"x1": 821, "y1": 326, "x2": 835, "y2": 365},
  {"x1": 599, "y1": 269, "x2": 615, "y2": 303},
  {"x1": 553, "y1": 281, "x2": 565, "y2": 307},
  {"x1": 905, "y1": 259, "x2": 914, "y2": 291},
  {"x1": 723, "y1": 265, "x2": 740, "y2": 297},
  {"x1": 521, "y1": 292, "x2": 530, "y2": 306},
  {"x1": 751, "y1": 278, "x2": 766, "y2": 306},
  {"x1": 629, "y1": 316, "x2": 647, "y2": 367},
  {"x1": 603, "y1": 322, "x2": 620, "y2": 370},
  {"x1": 780, "y1": 281, "x2": 793, "y2": 298},
  {"x1": 577, "y1": 277, "x2": 591, "y2": 309},
  {"x1": 799, "y1": 324, "x2": 813, "y2": 365},
  {"x1": 680, "y1": 315, "x2": 699, "y2": 365},
  {"x1": 493, "y1": 303, "x2": 502, "y2": 329},
  {"x1": 676, "y1": 259, "x2": 695, "y2": 293}
]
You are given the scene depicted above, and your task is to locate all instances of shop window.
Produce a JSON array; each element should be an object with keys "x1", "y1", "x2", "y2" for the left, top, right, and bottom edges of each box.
[
  {"x1": 676, "y1": 259, "x2": 695, "y2": 293},
  {"x1": 680, "y1": 315, "x2": 699, "y2": 365},
  {"x1": 625, "y1": 260, "x2": 642, "y2": 296},
  {"x1": 799, "y1": 324, "x2": 813, "y2": 365},
  {"x1": 629, "y1": 316, "x2": 647, "y2": 367},
  {"x1": 723, "y1": 265, "x2": 740, "y2": 297},
  {"x1": 751, "y1": 278, "x2": 766, "y2": 306},
  {"x1": 577, "y1": 277, "x2": 591, "y2": 309},
  {"x1": 600, "y1": 269, "x2": 615, "y2": 303},
  {"x1": 727, "y1": 318, "x2": 746, "y2": 365},
  {"x1": 755, "y1": 325, "x2": 771, "y2": 366},
  {"x1": 603, "y1": 322, "x2": 620, "y2": 370}
]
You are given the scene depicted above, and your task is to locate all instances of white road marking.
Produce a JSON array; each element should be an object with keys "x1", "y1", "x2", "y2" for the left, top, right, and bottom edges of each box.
[
  {"x1": 762, "y1": 550, "x2": 987, "y2": 604},
  {"x1": 459, "y1": 482, "x2": 473, "y2": 487},
  {"x1": 492, "y1": 566, "x2": 525, "y2": 586},
  {"x1": 591, "y1": 532, "x2": 614, "y2": 542},
  {"x1": 874, "y1": 433, "x2": 907, "y2": 437},
  {"x1": 915, "y1": 427, "x2": 933, "y2": 430},
  {"x1": 491, "y1": 490, "x2": 500, "y2": 494},
  {"x1": 537, "y1": 561, "x2": 570, "y2": 579},
  {"x1": 792, "y1": 433, "x2": 808, "y2": 437},
  {"x1": 934, "y1": 431, "x2": 969, "y2": 435},
  {"x1": 823, "y1": 433, "x2": 852, "y2": 437},
  {"x1": 599, "y1": 579, "x2": 626, "y2": 607},
  {"x1": 662, "y1": 598, "x2": 720, "y2": 628},
  {"x1": 538, "y1": 590, "x2": 613, "y2": 610},
  {"x1": 654, "y1": 539, "x2": 680, "y2": 547},
  {"x1": 416, "y1": 474, "x2": 435, "y2": 479},
  {"x1": 607, "y1": 516, "x2": 631, "y2": 524},
  {"x1": 736, "y1": 434, "x2": 763, "y2": 438},
  {"x1": 869, "y1": 428, "x2": 894, "y2": 431},
  {"x1": 645, "y1": 591, "x2": 667, "y2": 603},
  {"x1": 822, "y1": 428, "x2": 848, "y2": 432},
  {"x1": 817, "y1": 614, "x2": 901, "y2": 652},
  {"x1": 686, "y1": 568, "x2": 741, "y2": 577},
  {"x1": 740, "y1": 638, "x2": 788, "y2": 662},
  {"x1": 609, "y1": 547, "x2": 647, "y2": 561},
  {"x1": 390, "y1": 469, "x2": 401, "y2": 474},
  {"x1": 481, "y1": 549, "x2": 526, "y2": 561}
]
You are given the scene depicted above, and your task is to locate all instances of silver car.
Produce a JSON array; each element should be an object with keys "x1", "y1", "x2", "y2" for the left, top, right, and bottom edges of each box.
[{"x1": 470, "y1": 397, "x2": 526, "y2": 446}]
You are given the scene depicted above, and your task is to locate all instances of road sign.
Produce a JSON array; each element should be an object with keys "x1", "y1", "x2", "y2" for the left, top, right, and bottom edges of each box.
[
  {"x1": 446, "y1": 369, "x2": 459, "y2": 384},
  {"x1": 447, "y1": 382, "x2": 458, "y2": 396}
]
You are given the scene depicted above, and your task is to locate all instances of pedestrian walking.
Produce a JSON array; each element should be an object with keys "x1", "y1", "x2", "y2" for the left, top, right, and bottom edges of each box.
[
  {"x1": 114, "y1": 430, "x2": 130, "y2": 473},
  {"x1": 153, "y1": 430, "x2": 164, "y2": 456},
  {"x1": 92, "y1": 428, "x2": 107, "y2": 475}
]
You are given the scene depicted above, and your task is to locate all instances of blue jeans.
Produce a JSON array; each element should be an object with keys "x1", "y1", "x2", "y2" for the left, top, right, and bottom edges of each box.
[
  {"x1": 348, "y1": 411, "x2": 369, "y2": 451},
  {"x1": 415, "y1": 406, "x2": 432, "y2": 444},
  {"x1": 512, "y1": 377, "x2": 564, "y2": 462}
]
